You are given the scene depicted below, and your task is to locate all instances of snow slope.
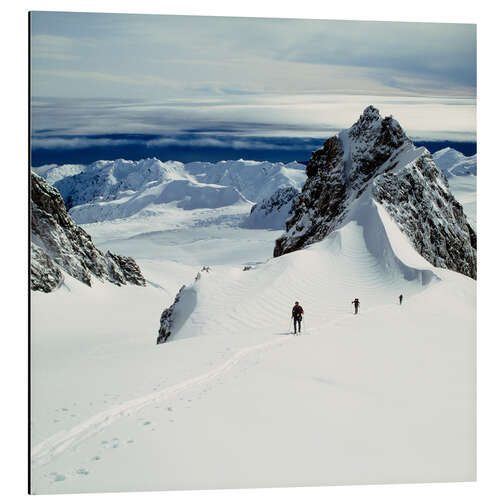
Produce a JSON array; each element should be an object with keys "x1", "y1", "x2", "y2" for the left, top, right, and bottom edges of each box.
[{"x1": 31, "y1": 182, "x2": 475, "y2": 493}]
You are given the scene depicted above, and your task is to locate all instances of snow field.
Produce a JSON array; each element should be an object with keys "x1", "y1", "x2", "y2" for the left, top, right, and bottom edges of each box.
[
  {"x1": 31, "y1": 260, "x2": 475, "y2": 492},
  {"x1": 30, "y1": 150, "x2": 476, "y2": 493}
]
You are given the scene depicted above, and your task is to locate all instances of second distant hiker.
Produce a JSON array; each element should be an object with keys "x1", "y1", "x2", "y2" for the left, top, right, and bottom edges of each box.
[
  {"x1": 352, "y1": 298, "x2": 360, "y2": 315},
  {"x1": 292, "y1": 301, "x2": 304, "y2": 334},
  {"x1": 399, "y1": 294, "x2": 403, "y2": 305}
]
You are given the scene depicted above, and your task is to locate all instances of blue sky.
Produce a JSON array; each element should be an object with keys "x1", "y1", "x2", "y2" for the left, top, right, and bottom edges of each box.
[{"x1": 30, "y1": 12, "x2": 476, "y2": 163}]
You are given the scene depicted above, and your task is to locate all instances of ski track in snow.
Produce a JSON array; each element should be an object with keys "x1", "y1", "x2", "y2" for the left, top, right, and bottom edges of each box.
[
  {"x1": 31, "y1": 335, "x2": 287, "y2": 467},
  {"x1": 31, "y1": 206, "x2": 440, "y2": 480}
]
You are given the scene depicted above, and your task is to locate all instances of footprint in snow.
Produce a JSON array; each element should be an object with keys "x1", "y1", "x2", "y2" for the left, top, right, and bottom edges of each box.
[
  {"x1": 49, "y1": 472, "x2": 66, "y2": 482},
  {"x1": 75, "y1": 468, "x2": 89, "y2": 476}
]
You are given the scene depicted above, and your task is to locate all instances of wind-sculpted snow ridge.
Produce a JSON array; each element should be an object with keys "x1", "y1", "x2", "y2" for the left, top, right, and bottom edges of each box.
[
  {"x1": 30, "y1": 172, "x2": 146, "y2": 292},
  {"x1": 33, "y1": 158, "x2": 306, "y2": 224},
  {"x1": 155, "y1": 199, "x2": 445, "y2": 346},
  {"x1": 241, "y1": 186, "x2": 299, "y2": 229},
  {"x1": 274, "y1": 106, "x2": 477, "y2": 279},
  {"x1": 157, "y1": 267, "x2": 211, "y2": 344},
  {"x1": 433, "y1": 147, "x2": 477, "y2": 178}
]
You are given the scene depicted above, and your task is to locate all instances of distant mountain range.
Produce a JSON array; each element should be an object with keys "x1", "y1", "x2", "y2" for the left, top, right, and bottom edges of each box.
[
  {"x1": 31, "y1": 141, "x2": 475, "y2": 236},
  {"x1": 32, "y1": 159, "x2": 306, "y2": 224}
]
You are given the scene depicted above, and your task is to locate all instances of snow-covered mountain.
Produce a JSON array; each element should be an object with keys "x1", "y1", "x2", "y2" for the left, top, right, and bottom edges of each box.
[
  {"x1": 432, "y1": 147, "x2": 477, "y2": 230},
  {"x1": 183, "y1": 159, "x2": 306, "y2": 202},
  {"x1": 41, "y1": 158, "x2": 250, "y2": 224},
  {"x1": 274, "y1": 106, "x2": 476, "y2": 279},
  {"x1": 433, "y1": 147, "x2": 477, "y2": 177},
  {"x1": 31, "y1": 172, "x2": 146, "y2": 292},
  {"x1": 32, "y1": 158, "x2": 306, "y2": 224},
  {"x1": 241, "y1": 186, "x2": 299, "y2": 230},
  {"x1": 31, "y1": 163, "x2": 87, "y2": 185}
]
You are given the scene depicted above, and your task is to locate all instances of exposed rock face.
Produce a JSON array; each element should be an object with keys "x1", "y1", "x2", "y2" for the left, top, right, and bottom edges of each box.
[
  {"x1": 274, "y1": 106, "x2": 477, "y2": 279},
  {"x1": 157, "y1": 286, "x2": 185, "y2": 344},
  {"x1": 31, "y1": 172, "x2": 146, "y2": 292},
  {"x1": 30, "y1": 244, "x2": 63, "y2": 292},
  {"x1": 157, "y1": 266, "x2": 210, "y2": 344},
  {"x1": 242, "y1": 186, "x2": 299, "y2": 230}
]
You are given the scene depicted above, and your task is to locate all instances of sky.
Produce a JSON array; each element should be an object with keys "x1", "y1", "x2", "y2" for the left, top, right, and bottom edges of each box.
[{"x1": 30, "y1": 12, "x2": 477, "y2": 164}]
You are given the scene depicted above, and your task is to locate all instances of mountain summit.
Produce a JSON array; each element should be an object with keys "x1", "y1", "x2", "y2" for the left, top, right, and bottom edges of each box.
[{"x1": 274, "y1": 106, "x2": 476, "y2": 279}]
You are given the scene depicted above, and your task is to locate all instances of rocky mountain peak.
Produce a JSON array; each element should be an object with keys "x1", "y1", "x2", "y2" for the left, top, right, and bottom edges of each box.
[
  {"x1": 349, "y1": 105, "x2": 381, "y2": 132},
  {"x1": 274, "y1": 107, "x2": 477, "y2": 279}
]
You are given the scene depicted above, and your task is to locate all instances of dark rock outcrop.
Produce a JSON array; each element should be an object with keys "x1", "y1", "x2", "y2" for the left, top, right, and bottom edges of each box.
[
  {"x1": 30, "y1": 172, "x2": 146, "y2": 292},
  {"x1": 156, "y1": 286, "x2": 185, "y2": 344},
  {"x1": 274, "y1": 106, "x2": 477, "y2": 279},
  {"x1": 156, "y1": 266, "x2": 210, "y2": 344}
]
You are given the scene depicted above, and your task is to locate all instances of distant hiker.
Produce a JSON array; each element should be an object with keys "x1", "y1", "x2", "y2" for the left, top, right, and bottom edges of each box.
[
  {"x1": 352, "y1": 298, "x2": 360, "y2": 314},
  {"x1": 399, "y1": 294, "x2": 403, "y2": 305},
  {"x1": 292, "y1": 301, "x2": 304, "y2": 334}
]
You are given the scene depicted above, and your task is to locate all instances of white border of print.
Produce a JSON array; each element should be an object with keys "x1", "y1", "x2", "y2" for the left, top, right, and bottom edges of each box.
[{"x1": 2, "y1": 1, "x2": 498, "y2": 500}]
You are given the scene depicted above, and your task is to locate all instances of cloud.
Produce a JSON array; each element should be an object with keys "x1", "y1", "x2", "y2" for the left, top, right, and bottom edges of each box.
[
  {"x1": 30, "y1": 13, "x2": 476, "y2": 99},
  {"x1": 145, "y1": 136, "x2": 315, "y2": 151},
  {"x1": 30, "y1": 94, "x2": 476, "y2": 145},
  {"x1": 30, "y1": 136, "x2": 137, "y2": 150},
  {"x1": 30, "y1": 34, "x2": 82, "y2": 61}
]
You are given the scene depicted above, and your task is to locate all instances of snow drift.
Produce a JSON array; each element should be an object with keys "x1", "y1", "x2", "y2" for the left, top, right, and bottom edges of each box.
[{"x1": 157, "y1": 181, "x2": 440, "y2": 344}]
